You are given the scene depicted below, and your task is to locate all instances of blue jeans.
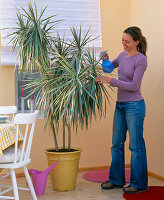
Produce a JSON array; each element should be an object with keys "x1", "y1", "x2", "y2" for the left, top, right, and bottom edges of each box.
[{"x1": 109, "y1": 100, "x2": 148, "y2": 190}]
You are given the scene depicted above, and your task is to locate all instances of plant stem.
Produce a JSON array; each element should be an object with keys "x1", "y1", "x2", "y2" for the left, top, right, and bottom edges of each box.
[
  {"x1": 68, "y1": 123, "x2": 71, "y2": 150},
  {"x1": 63, "y1": 118, "x2": 65, "y2": 149},
  {"x1": 52, "y1": 123, "x2": 59, "y2": 151}
]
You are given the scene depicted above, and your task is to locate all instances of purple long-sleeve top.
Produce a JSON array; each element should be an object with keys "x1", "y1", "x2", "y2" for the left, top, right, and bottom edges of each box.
[{"x1": 110, "y1": 51, "x2": 147, "y2": 102}]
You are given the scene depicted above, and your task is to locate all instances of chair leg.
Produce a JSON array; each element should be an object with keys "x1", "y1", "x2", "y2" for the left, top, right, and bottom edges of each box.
[
  {"x1": 10, "y1": 169, "x2": 19, "y2": 200},
  {"x1": 24, "y1": 167, "x2": 37, "y2": 200}
]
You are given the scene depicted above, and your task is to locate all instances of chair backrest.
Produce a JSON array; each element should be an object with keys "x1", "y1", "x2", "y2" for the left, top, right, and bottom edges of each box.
[
  {"x1": 0, "y1": 106, "x2": 17, "y2": 121},
  {"x1": 13, "y1": 110, "x2": 38, "y2": 164}
]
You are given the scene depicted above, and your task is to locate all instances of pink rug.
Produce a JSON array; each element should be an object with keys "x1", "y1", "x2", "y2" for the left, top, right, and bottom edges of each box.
[{"x1": 83, "y1": 169, "x2": 130, "y2": 183}]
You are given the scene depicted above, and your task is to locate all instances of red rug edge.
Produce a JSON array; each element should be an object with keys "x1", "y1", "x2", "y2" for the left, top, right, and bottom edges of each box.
[{"x1": 123, "y1": 186, "x2": 164, "y2": 200}]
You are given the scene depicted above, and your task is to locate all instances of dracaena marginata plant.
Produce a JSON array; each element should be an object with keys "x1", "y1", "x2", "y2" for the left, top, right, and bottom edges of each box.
[
  {"x1": 30, "y1": 26, "x2": 113, "y2": 152},
  {"x1": 7, "y1": 1, "x2": 113, "y2": 152}
]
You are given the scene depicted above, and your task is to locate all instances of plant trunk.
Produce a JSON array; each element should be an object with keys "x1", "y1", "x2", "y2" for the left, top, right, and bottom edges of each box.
[
  {"x1": 68, "y1": 123, "x2": 71, "y2": 150},
  {"x1": 52, "y1": 123, "x2": 59, "y2": 151},
  {"x1": 63, "y1": 118, "x2": 65, "y2": 149}
]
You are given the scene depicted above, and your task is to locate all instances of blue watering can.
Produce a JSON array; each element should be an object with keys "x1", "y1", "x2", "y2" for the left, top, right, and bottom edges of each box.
[{"x1": 101, "y1": 51, "x2": 113, "y2": 73}]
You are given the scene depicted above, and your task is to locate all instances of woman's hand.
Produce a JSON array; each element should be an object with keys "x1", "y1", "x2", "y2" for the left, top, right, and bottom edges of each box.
[{"x1": 95, "y1": 76, "x2": 111, "y2": 84}]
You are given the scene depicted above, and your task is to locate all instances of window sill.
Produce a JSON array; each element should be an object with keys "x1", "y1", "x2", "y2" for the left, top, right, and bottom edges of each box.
[{"x1": 0, "y1": 62, "x2": 15, "y2": 67}]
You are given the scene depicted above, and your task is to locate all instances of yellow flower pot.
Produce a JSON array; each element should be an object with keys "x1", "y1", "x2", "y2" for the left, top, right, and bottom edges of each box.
[{"x1": 45, "y1": 147, "x2": 82, "y2": 191}]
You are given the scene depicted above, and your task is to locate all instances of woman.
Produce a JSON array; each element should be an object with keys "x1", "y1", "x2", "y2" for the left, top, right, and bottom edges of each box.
[{"x1": 95, "y1": 26, "x2": 148, "y2": 194}]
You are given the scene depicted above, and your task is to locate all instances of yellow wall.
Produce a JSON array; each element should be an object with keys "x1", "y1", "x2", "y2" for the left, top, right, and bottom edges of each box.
[
  {"x1": 0, "y1": 66, "x2": 15, "y2": 105},
  {"x1": 131, "y1": 0, "x2": 164, "y2": 177},
  {"x1": 101, "y1": 0, "x2": 130, "y2": 58}
]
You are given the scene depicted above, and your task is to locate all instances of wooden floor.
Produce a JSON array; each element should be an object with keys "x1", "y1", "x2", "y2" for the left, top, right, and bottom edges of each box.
[{"x1": 1, "y1": 172, "x2": 164, "y2": 200}]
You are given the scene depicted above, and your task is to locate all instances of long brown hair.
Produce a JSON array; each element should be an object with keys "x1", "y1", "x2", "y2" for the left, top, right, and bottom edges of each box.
[{"x1": 124, "y1": 26, "x2": 147, "y2": 56}]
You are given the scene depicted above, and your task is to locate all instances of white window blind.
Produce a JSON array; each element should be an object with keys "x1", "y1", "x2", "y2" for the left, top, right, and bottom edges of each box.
[{"x1": 0, "y1": 0, "x2": 102, "y2": 65}]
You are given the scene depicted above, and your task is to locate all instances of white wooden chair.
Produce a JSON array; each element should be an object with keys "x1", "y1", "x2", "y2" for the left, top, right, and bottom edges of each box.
[
  {"x1": 0, "y1": 106, "x2": 17, "y2": 122},
  {"x1": 0, "y1": 111, "x2": 38, "y2": 200}
]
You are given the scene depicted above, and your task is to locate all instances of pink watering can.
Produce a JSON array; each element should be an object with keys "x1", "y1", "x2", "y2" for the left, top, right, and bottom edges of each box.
[{"x1": 28, "y1": 162, "x2": 58, "y2": 195}]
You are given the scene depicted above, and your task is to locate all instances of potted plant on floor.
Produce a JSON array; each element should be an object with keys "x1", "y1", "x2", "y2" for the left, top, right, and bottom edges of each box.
[{"x1": 7, "y1": 1, "x2": 112, "y2": 191}]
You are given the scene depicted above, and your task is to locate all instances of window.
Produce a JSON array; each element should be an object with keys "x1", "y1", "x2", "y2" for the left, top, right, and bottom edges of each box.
[
  {"x1": 16, "y1": 72, "x2": 39, "y2": 111},
  {"x1": 0, "y1": 0, "x2": 102, "y2": 112}
]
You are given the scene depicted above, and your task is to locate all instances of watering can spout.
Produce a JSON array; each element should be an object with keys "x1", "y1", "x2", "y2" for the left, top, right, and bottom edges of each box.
[{"x1": 43, "y1": 162, "x2": 58, "y2": 176}]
